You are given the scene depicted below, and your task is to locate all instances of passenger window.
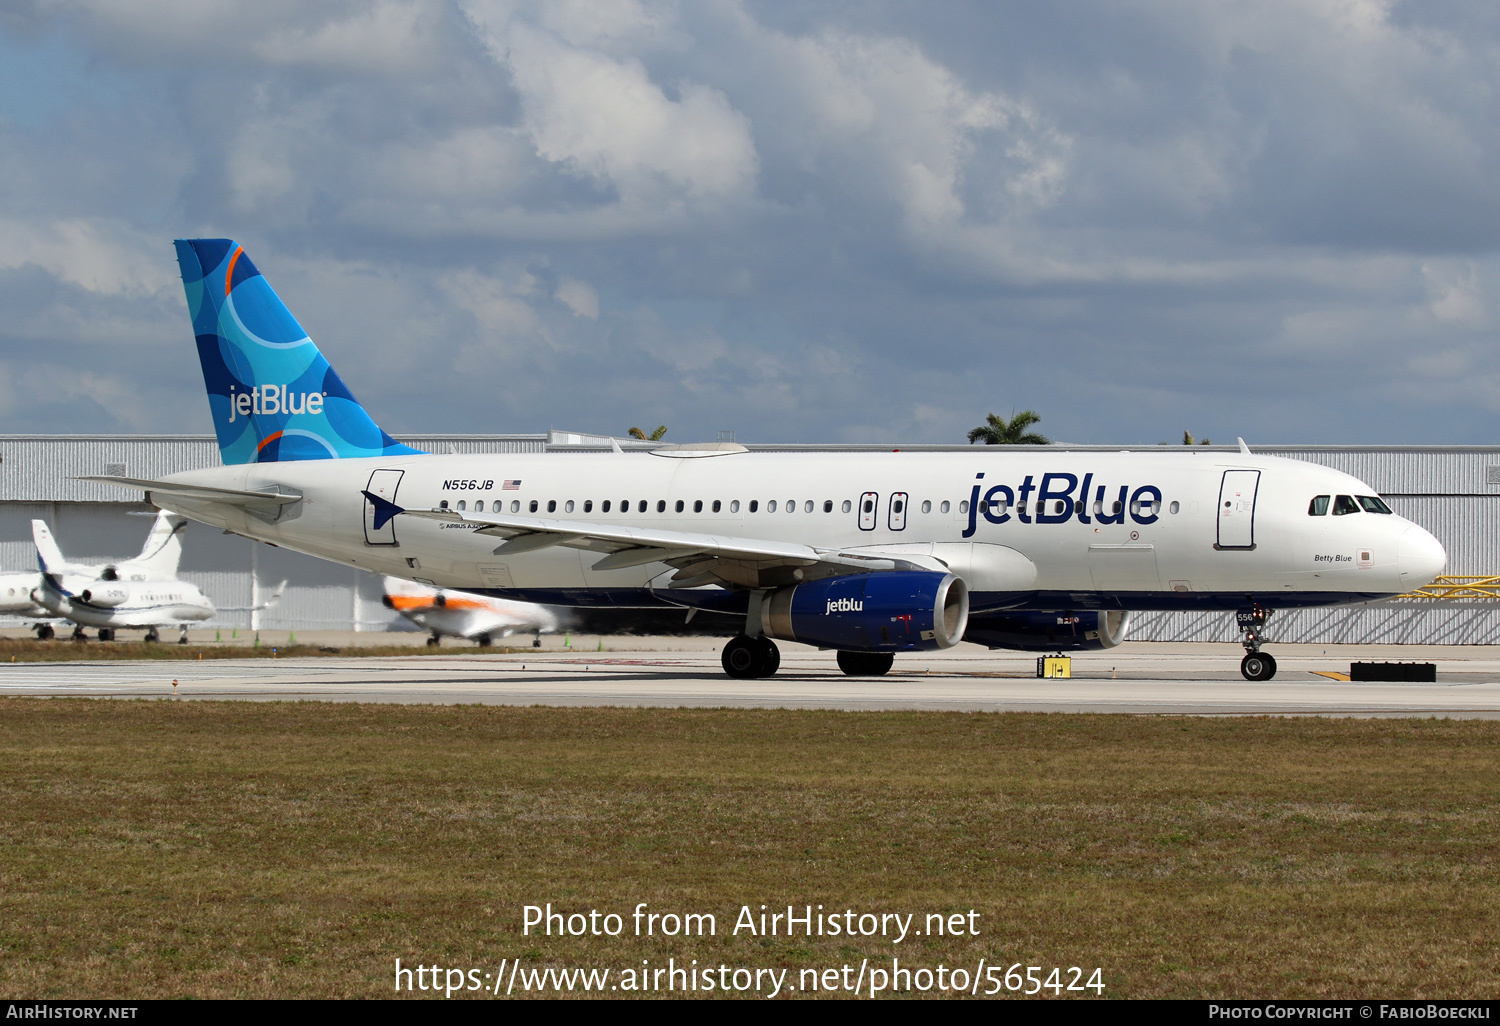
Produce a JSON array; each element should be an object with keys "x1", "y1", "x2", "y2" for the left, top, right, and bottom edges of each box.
[
  {"x1": 823, "y1": 500, "x2": 833, "y2": 512},
  {"x1": 694, "y1": 500, "x2": 703, "y2": 512},
  {"x1": 1358, "y1": 496, "x2": 1393, "y2": 514},
  {"x1": 1333, "y1": 495, "x2": 1360, "y2": 516},
  {"x1": 842, "y1": 500, "x2": 852, "y2": 513},
  {"x1": 1169, "y1": 501, "x2": 1179, "y2": 514},
  {"x1": 894, "y1": 499, "x2": 905, "y2": 514},
  {"x1": 1074, "y1": 500, "x2": 1083, "y2": 515},
  {"x1": 1112, "y1": 501, "x2": 1122, "y2": 515},
  {"x1": 583, "y1": 500, "x2": 592, "y2": 513},
  {"x1": 547, "y1": 500, "x2": 557, "y2": 513},
  {"x1": 1309, "y1": 495, "x2": 1330, "y2": 516},
  {"x1": 602, "y1": 500, "x2": 611, "y2": 512},
  {"x1": 712, "y1": 500, "x2": 721, "y2": 513},
  {"x1": 787, "y1": 500, "x2": 795, "y2": 513},
  {"x1": 862, "y1": 498, "x2": 873, "y2": 514},
  {"x1": 940, "y1": 500, "x2": 950, "y2": 514},
  {"x1": 730, "y1": 500, "x2": 740, "y2": 512},
  {"x1": 528, "y1": 500, "x2": 538, "y2": 513},
  {"x1": 440, "y1": 500, "x2": 449, "y2": 510},
  {"x1": 638, "y1": 500, "x2": 647, "y2": 513},
  {"x1": 457, "y1": 500, "x2": 466, "y2": 511},
  {"x1": 959, "y1": 500, "x2": 969, "y2": 514},
  {"x1": 804, "y1": 500, "x2": 813, "y2": 513},
  {"x1": 510, "y1": 500, "x2": 520, "y2": 513},
  {"x1": 565, "y1": 500, "x2": 575, "y2": 513},
  {"x1": 1055, "y1": 500, "x2": 1065, "y2": 515},
  {"x1": 768, "y1": 500, "x2": 778, "y2": 512},
  {"x1": 475, "y1": 500, "x2": 484, "y2": 512},
  {"x1": 657, "y1": 500, "x2": 666, "y2": 513},
  {"x1": 749, "y1": 500, "x2": 758, "y2": 512},
  {"x1": 921, "y1": 500, "x2": 932, "y2": 513},
  {"x1": 675, "y1": 500, "x2": 684, "y2": 512}
]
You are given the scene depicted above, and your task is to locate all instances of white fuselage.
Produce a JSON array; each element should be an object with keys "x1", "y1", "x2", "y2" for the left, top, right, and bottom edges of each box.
[
  {"x1": 139, "y1": 449, "x2": 1446, "y2": 620},
  {"x1": 32, "y1": 576, "x2": 215, "y2": 629}
]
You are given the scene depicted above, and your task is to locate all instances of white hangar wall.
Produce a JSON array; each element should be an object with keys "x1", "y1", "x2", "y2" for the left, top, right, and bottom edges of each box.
[{"x1": 0, "y1": 437, "x2": 1494, "y2": 642}]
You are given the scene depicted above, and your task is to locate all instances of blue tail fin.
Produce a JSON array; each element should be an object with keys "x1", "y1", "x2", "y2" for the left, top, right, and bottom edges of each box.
[{"x1": 174, "y1": 239, "x2": 424, "y2": 464}]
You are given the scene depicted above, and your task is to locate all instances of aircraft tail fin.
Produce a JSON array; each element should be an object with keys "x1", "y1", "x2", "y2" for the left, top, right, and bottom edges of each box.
[
  {"x1": 173, "y1": 238, "x2": 425, "y2": 465},
  {"x1": 32, "y1": 520, "x2": 65, "y2": 577},
  {"x1": 120, "y1": 512, "x2": 188, "y2": 579}
]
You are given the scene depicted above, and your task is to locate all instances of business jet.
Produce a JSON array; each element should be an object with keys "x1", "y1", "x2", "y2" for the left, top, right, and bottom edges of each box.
[
  {"x1": 87, "y1": 239, "x2": 1446, "y2": 680},
  {"x1": 0, "y1": 511, "x2": 189, "y2": 635},
  {"x1": 28, "y1": 516, "x2": 285, "y2": 642},
  {"x1": 382, "y1": 576, "x2": 559, "y2": 646}
]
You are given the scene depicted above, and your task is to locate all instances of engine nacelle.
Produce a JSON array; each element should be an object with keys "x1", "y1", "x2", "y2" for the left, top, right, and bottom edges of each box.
[
  {"x1": 964, "y1": 610, "x2": 1133, "y2": 651},
  {"x1": 762, "y1": 571, "x2": 969, "y2": 652},
  {"x1": 78, "y1": 585, "x2": 130, "y2": 608}
]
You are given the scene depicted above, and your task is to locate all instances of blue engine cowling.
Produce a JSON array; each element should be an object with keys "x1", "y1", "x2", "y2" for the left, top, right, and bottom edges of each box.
[
  {"x1": 762, "y1": 571, "x2": 969, "y2": 652},
  {"x1": 963, "y1": 610, "x2": 1133, "y2": 651}
]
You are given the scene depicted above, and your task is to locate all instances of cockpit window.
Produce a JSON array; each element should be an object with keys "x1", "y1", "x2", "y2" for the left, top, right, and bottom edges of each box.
[
  {"x1": 1308, "y1": 495, "x2": 1330, "y2": 516},
  {"x1": 1332, "y1": 494, "x2": 1360, "y2": 515},
  {"x1": 1357, "y1": 495, "x2": 1393, "y2": 514}
]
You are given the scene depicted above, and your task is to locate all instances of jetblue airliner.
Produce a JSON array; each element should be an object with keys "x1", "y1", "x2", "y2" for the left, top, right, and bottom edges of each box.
[{"x1": 89, "y1": 240, "x2": 1446, "y2": 679}]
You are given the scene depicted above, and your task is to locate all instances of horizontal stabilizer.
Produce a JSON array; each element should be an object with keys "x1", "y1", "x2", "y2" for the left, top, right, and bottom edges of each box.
[{"x1": 78, "y1": 476, "x2": 302, "y2": 509}]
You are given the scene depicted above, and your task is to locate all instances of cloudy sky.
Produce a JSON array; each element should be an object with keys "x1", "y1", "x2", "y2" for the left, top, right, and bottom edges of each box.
[{"x1": 1, "y1": 1, "x2": 1497, "y2": 445}]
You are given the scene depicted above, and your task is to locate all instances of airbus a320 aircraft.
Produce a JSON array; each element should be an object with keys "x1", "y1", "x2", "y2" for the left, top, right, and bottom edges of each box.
[
  {"x1": 381, "y1": 576, "x2": 559, "y2": 647},
  {"x1": 89, "y1": 240, "x2": 1446, "y2": 679}
]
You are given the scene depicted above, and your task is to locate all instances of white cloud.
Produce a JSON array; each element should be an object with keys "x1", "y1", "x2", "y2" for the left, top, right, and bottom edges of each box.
[
  {"x1": 0, "y1": 218, "x2": 174, "y2": 297},
  {"x1": 555, "y1": 277, "x2": 598, "y2": 318}
]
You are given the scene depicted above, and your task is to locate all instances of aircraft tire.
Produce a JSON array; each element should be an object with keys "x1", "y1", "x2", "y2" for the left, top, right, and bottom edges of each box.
[
  {"x1": 98, "y1": 629, "x2": 114, "y2": 642},
  {"x1": 35, "y1": 625, "x2": 54, "y2": 641},
  {"x1": 143, "y1": 628, "x2": 159, "y2": 644},
  {"x1": 722, "y1": 635, "x2": 762, "y2": 679},
  {"x1": 477, "y1": 634, "x2": 492, "y2": 647},
  {"x1": 837, "y1": 651, "x2": 894, "y2": 677},
  {"x1": 756, "y1": 637, "x2": 781, "y2": 677},
  {"x1": 1241, "y1": 652, "x2": 1276, "y2": 681}
]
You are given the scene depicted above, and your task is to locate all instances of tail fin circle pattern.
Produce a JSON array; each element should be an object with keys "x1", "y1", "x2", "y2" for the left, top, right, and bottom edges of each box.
[{"x1": 175, "y1": 238, "x2": 423, "y2": 464}]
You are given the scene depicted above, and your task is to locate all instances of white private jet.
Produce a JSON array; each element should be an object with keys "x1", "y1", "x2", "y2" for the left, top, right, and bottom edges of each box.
[
  {"x1": 381, "y1": 576, "x2": 559, "y2": 646},
  {"x1": 28, "y1": 516, "x2": 284, "y2": 642},
  {"x1": 87, "y1": 239, "x2": 1446, "y2": 679},
  {"x1": 0, "y1": 511, "x2": 189, "y2": 635}
]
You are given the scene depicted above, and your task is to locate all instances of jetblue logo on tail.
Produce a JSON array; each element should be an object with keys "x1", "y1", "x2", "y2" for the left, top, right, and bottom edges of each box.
[{"x1": 227, "y1": 386, "x2": 326, "y2": 422}]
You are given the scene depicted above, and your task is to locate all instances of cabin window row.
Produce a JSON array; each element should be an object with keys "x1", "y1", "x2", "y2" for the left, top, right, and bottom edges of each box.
[{"x1": 434, "y1": 496, "x2": 1178, "y2": 517}]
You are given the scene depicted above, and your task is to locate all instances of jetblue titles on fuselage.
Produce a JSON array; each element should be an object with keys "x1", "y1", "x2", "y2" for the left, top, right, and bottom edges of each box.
[{"x1": 962, "y1": 471, "x2": 1162, "y2": 537}]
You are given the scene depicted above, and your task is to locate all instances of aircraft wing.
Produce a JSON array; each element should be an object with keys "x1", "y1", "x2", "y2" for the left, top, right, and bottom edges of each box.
[
  {"x1": 397, "y1": 503, "x2": 946, "y2": 590},
  {"x1": 78, "y1": 476, "x2": 301, "y2": 509}
]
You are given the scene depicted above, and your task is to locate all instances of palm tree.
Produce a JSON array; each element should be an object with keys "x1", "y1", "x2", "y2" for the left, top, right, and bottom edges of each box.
[
  {"x1": 628, "y1": 425, "x2": 668, "y2": 441},
  {"x1": 968, "y1": 410, "x2": 1048, "y2": 445},
  {"x1": 1183, "y1": 431, "x2": 1211, "y2": 445}
]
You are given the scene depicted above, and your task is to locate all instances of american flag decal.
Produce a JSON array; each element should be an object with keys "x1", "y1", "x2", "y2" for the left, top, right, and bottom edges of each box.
[{"x1": 502, "y1": 480, "x2": 522, "y2": 490}]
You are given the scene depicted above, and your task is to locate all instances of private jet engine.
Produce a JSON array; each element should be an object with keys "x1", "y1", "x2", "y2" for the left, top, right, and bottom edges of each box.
[
  {"x1": 963, "y1": 610, "x2": 1133, "y2": 651},
  {"x1": 78, "y1": 585, "x2": 130, "y2": 607},
  {"x1": 760, "y1": 571, "x2": 969, "y2": 651}
]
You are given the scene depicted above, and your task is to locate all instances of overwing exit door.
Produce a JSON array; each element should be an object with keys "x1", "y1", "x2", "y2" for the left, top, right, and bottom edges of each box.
[
  {"x1": 1216, "y1": 470, "x2": 1260, "y2": 549},
  {"x1": 364, "y1": 468, "x2": 404, "y2": 546}
]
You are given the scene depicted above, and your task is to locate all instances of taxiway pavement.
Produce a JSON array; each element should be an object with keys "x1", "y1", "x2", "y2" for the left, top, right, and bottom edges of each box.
[{"x1": 2, "y1": 645, "x2": 1499, "y2": 716}]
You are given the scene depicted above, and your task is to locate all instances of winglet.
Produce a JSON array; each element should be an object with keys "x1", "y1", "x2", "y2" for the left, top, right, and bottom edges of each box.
[
  {"x1": 362, "y1": 490, "x2": 405, "y2": 530},
  {"x1": 1238, "y1": 437, "x2": 1251, "y2": 454},
  {"x1": 610, "y1": 437, "x2": 624, "y2": 454}
]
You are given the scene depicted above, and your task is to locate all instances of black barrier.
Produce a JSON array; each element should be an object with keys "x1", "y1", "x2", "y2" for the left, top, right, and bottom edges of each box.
[{"x1": 1350, "y1": 661, "x2": 1437, "y2": 682}]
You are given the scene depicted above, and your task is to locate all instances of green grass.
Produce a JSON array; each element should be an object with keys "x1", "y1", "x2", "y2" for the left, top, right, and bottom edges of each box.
[{"x1": 0, "y1": 701, "x2": 1496, "y2": 999}]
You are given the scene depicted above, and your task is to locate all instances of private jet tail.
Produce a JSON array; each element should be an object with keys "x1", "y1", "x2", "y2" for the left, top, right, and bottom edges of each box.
[
  {"x1": 118, "y1": 512, "x2": 187, "y2": 579},
  {"x1": 173, "y1": 238, "x2": 424, "y2": 465},
  {"x1": 32, "y1": 520, "x2": 65, "y2": 577}
]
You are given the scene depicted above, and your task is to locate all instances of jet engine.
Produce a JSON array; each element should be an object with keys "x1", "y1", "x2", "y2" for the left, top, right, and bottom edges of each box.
[
  {"x1": 963, "y1": 610, "x2": 1133, "y2": 651},
  {"x1": 78, "y1": 585, "x2": 130, "y2": 608},
  {"x1": 761, "y1": 571, "x2": 969, "y2": 652}
]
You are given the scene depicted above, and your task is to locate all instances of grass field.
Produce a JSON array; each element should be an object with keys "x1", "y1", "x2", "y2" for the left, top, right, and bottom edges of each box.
[{"x1": 1, "y1": 699, "x2": 1496, "y2": 999}]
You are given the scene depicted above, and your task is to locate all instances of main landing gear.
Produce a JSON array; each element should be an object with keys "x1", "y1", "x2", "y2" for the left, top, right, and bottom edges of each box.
[
  {"x1": 1238, "y1": 604, "x2": 1277, "y2": 681},
  {"x1": 722, "y1": 635, "x2": 780, "y2": 679},
  {"x1": 143, "y1": 628, "x2": 160, "y2": 644},
  {"x1": 837, "y1": 651, "x2": 894, "y2": 677},
  {"x1": 33, "y1": 624, "x2": 54, "y2": 641}
]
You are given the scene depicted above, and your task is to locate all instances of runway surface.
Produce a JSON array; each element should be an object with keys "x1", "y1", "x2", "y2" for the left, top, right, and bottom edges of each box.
[{"x1": 2, "y1": 645, "x2": 1500, "y2": 716}]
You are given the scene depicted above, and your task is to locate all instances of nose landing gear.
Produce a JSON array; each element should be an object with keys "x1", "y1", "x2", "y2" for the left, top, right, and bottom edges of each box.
[{"x1": 1237, "y1": 605, "x2": 1277, "y2": 681}]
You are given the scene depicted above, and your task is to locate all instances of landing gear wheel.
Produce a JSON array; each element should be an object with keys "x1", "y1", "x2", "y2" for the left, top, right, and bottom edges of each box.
[
  {"x1": 97, "y1": 628, "x2": 114, "y2": 642},
  {"x1": 756, "y1": 637, "x2": 780, "y2": 677},
  {"x1": 70, "y1": 626, "x2": 88, "y2": 642},
  {"x1": 426, "y1": 634, "x2": 440, "y2": 647},
  {"x1": 532, "y1": 634, "x2": 543, "y2": 648},
  {"x1": 837, "y1": 651, "x2": 895, "y2": 677},
  {"x1": 143, "y1": 628, "x2": 159, "y2": 644},
  {"x1": 178, "y1": 628, "x2": 189, "y2": 645},
  {"x1": 477, "y1": 634, "x2": 493, "y2": 648},
  {"x1": 35, "y1": 624, "x2": 54, "y2": 641},
  {"x1": 722, "y1": 635, "x2": 762, "y2": 679},
  {"x1": 1241, "y1": 652, "x2": 1277, "y2": 681}
]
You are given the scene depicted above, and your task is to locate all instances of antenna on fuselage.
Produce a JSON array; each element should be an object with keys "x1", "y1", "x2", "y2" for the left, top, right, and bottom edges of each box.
[{"x1": 1237, "y1": 437, "x2": 1251, "y2": 454}]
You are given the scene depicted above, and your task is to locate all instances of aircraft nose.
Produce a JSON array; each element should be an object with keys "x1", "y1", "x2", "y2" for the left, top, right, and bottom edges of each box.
[{"x1": 1398, "y1": 525, "x2": 1446, "y2": 588}]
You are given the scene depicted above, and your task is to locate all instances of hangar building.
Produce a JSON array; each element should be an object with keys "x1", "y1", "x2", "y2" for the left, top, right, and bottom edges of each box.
[{"x1": 0, "y1": 435, "x2": 1492, "y2": 643}]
